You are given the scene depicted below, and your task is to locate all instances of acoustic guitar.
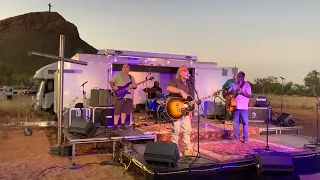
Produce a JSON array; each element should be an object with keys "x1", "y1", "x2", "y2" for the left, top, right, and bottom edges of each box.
[
  {"x1": 164, "y1": 89, "x2": 222, "y2": 121},
  {"x1": 114, "y1": 76, "x2": 155, "y2": 99}
]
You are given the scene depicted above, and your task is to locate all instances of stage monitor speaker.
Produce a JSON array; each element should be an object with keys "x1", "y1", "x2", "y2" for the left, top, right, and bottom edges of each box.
[
  {"x1": 277, "y1": 113, "x2": 295, "y2": 127},
  {"x1": 143, "y1": 141, "x2": 179, "y2": 167},
  {"x1": 256, "y1": 152, "x2": 294, "y2": 178},
  {"x1": 68, "y1": 118, "x2": 98, "y2": 138}
]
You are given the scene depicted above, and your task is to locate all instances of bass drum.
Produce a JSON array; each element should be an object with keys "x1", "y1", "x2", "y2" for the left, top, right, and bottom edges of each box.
[{"x1": 157, "y1": 103, "x2": 172, "y2": 123}]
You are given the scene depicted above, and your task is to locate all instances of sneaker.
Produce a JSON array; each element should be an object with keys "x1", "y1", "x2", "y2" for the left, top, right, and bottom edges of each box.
[
  {"x1": 119, "y1": 124, "x2": 128, "y2": 131},
  {"x1": 243, "y1": 140, "x2": 248, "y2": 143}
]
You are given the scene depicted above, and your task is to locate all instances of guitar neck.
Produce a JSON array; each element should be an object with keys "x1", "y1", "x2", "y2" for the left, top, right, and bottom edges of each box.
[
  {"x1": 136, "y1": 79, "x2": 150, "y2": 86},
  {"x1": 191, "y1": 90, "x2": 222, "y2": 104}
]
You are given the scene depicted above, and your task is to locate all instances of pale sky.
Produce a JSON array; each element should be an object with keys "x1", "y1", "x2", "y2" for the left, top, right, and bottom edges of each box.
[{"x1": 1, "y1": 0, "x2": 320, "y2": 85}]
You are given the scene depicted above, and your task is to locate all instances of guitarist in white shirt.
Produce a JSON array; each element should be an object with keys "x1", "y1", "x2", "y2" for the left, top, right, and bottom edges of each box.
[
  {"x1": 109, "y1": 64, "x2": 137, "y2": 131},
  {"x1": 228, "y1": 71, "x2": 252, "y2": 143}
]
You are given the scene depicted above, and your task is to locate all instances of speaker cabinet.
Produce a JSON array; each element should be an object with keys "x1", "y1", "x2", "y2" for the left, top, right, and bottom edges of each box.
[
  {"x1": 143, "y1": 141, "x2": 179, "y2": 167},
  {"x1": 277, "y1": 113, "x2": 295, "y2": 126},
  {"x1": 256, "y1": 152, "x2": 294, "y2": 177},
  {"x1": 68, "y1": 118, "x2": 98, "y2": 138}
]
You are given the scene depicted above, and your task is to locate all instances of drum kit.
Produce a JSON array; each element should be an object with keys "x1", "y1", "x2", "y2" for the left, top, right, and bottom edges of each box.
[{"x1": 143, "y1": 87, "x2": 169, "y2": 123}]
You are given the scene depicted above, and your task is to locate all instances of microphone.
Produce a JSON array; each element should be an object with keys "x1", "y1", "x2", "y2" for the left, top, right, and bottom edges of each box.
[
  {"x1": 80, "y1": 81, "x2": 88, "y2": 87},
  {"x1": 254, "y1": 78, "x2": 262, "y2": 85},
  {"x1": 187, "y1": 73, "x2": 198, "y2": 80}
]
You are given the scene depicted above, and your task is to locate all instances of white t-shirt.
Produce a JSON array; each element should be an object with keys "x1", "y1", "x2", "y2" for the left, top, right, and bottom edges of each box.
[{"x1": 229, "y1": 81, "x2": 252, "y2": 110}]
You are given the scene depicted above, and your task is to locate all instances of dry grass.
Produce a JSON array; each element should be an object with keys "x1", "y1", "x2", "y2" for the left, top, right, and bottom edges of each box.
[
  {"x1": 0, "y1": 95, "x2": 50, "y2": 120},
  {"x1": 256, "y1": 94, "x2": 317, "y2": 110}
]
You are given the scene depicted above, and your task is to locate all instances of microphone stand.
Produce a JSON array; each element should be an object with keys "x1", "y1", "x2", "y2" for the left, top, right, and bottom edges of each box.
[
  {"x1": 189, "y1": 78, "x2": 202, "y2": 164},
  {"x1": 80, "y1": 82, "x2": 87, "y2": 107},
  {"x1": 145, "y1": 68, "x2": 152, "y2": 120},
  {"x1": 304, "y1": 85, "x2": 320, "y2": 150},
  {"x1": 253, "y1": 82, "x2": 274, "y2": 152},
  {"x1": 279, "y1": 77, "x2": 285, "y2": 125}
]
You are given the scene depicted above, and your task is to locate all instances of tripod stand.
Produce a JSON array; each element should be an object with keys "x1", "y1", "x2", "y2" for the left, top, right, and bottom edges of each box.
[{"x1": 304, "y1": 85, "x2": 320, "y2": 150}]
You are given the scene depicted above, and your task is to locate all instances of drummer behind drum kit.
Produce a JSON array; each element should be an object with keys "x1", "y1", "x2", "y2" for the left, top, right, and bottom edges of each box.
[{"x1": 143, "y1": 87, "x2": 169, "y2": 123}]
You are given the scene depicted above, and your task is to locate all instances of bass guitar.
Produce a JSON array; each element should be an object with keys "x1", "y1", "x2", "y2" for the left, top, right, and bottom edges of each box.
[
  {"x1": 114, "y1": 76, "x2": 154, "y2": 99},
  {"x1": 164, "y1": 89, "x2": 222, "y2": 121}
]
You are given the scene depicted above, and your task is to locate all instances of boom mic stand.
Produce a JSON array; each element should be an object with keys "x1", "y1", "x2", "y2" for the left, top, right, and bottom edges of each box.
[{"x1": 304, "y1": 85, "x2": 320, "y2": 150}]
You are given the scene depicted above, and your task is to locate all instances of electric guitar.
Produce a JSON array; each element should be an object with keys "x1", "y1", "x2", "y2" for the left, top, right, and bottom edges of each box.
[
  {"x1": 164, "y1": 89, "x2": 222, "y2": 121},
  {"x1": 226, "y1": 87, "x2": 240, "y2": 113},
  {"x1": 226, "y1": 82, "x2": 253, "y2": 112},
  {"x1": 114, "y1": 76, "x2": 155, "y2": 99}
]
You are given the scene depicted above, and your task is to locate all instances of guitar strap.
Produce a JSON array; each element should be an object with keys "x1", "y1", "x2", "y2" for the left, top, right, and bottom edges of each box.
[
  {"x1": 234, "y1": 81, "x2": 246, "y2": 98},
  {"x1": 128, "y1": 74, "x2": 133, "y2": 82}
]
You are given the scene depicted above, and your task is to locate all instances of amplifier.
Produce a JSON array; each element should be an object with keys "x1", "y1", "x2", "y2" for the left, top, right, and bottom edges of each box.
[
  {"x1": 90, "y1": 89, "x2": 112, "y2": 107},
  {"x1": 248, "y1": 107, "x2": 271, "y2": 122},
  {"x1": 90, "y1": 106, "x2": 132, "y2": 127}
]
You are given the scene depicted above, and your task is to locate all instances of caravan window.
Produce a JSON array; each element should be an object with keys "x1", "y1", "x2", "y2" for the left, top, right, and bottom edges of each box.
[{"x1": 44, "y1": 79, "x2": 54, "y2": 94}]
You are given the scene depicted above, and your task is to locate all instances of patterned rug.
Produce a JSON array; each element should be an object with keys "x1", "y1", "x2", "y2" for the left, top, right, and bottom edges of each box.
[
  {"x1": 194, "y1": 139, "x2": 307, "y2": 162},
  {"x1": 137, "y1": 118, "x2": 260, "y2": 141}
]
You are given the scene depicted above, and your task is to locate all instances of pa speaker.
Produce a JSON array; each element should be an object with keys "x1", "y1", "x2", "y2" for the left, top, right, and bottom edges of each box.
[
  {"x1": 143, "y1": 141, "x2": 179, "y2": 167},
  {"x1": 68, "y1": 119, "x2": 98, "y2": 138},
  {"x1": 277, "y1": 113, "x2": 295, "y2": 126},
  {"x1": 256, "y1": 152, "x2": 294, "y2": 179}
]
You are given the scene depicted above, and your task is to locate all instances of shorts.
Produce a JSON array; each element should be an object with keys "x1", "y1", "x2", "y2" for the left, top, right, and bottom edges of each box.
[{"x1": 114, "y1": 98, "x2": 133, "y2": 115}]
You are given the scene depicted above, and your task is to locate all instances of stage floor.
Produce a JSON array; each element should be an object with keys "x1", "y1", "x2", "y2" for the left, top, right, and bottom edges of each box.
[{"x1": 120, "y1": 134, "x2": 320, "y2": 180}]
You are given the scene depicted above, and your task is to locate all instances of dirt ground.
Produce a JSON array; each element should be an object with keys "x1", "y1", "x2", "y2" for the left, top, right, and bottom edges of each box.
[
  {"x1": 0, "y1": 124, "x2": 142, "y2": 180},
  {"x1": 0, "y1": 107, "x2": 319, "y2": 180}
]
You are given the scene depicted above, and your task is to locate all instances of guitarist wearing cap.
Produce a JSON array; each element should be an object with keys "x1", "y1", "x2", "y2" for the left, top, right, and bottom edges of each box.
[
  {"x1": 166, "y1": 65, "x2": 197, "y2": 157},
  {"x1": 109, "y1": 64, "x2": 137, "y2": 131},
  {"x1": 228, "y1": 71, "x2": 252, "y2": 143}
]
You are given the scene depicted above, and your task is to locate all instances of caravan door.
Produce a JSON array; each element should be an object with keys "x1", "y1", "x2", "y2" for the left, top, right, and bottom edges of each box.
[{"x1": 193, "y1": 62, "x2": 237, "y2": 118}]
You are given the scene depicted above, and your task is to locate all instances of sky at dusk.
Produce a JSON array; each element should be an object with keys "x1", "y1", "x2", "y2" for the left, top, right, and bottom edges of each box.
[{"x1": 1, "y1": 0, "x2": 320, "y2": 85}]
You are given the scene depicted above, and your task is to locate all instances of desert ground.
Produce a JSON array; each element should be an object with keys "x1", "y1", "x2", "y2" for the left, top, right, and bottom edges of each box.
[{"x1": 0, "y1": 95, "x2": 319, "y2": 180}]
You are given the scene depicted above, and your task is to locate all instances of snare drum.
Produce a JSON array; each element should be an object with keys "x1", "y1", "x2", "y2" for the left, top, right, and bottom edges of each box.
[{"x1": 147, "y1": 99, "x2": 157, "y2": 111}]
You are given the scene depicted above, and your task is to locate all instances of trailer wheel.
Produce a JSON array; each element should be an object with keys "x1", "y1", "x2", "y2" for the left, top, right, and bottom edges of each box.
[{"x1": 24, "y1": 128, "x2": 33, "y2": 136}]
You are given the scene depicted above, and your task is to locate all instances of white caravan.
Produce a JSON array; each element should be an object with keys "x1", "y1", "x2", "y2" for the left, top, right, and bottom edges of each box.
[
  {"x1": 32, "y1": 63, "x2": 57, "y2": 112},
  {"x1": 33, "y1": 49, "x2": 237, "y2": 117}
]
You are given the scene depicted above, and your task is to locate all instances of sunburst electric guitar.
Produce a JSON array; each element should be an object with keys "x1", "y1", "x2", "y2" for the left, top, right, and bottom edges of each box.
[
  {"x1": 114, "y1": 76, "x2": 155, "y2": 99},
  {"x1": 226, "y1": 81, "x2": 253, "y2": 112},
  {"x1": 164, "y1": 89, "x2": 222, "y2": 121}
]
